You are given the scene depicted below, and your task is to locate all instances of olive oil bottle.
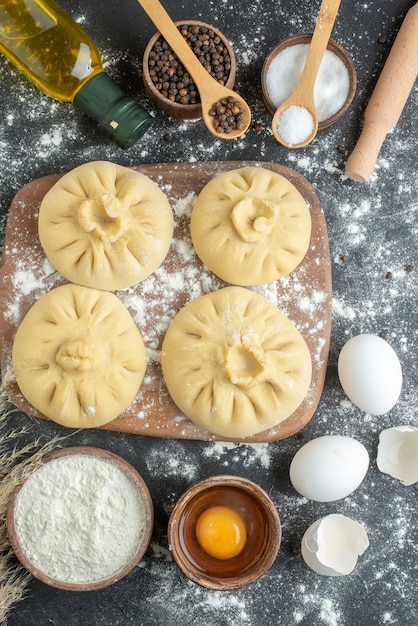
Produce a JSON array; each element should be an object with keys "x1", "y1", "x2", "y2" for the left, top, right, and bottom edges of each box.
[{"x1": 0, "y1": 0, "x2": 153, "y2": 148}]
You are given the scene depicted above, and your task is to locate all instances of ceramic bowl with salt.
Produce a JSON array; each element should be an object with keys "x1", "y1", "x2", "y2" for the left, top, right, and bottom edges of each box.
[{"x1": 261, "y1": 33, "x2": 357, "y2": 131}]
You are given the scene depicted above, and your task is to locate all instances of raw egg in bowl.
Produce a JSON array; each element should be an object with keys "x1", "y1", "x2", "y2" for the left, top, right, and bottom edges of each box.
[{"x1": 168, "y1": 475, "x2": 281, "y2": 590}]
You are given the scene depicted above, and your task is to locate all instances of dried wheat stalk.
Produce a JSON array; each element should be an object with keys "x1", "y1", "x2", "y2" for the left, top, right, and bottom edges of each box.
[{"x1": 0, "y1": 367, "x2": 64, "y2": 624}]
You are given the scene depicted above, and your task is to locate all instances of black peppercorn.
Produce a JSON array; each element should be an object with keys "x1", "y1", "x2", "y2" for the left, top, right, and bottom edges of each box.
[
  {"x1": 208, "y1": 96, "x2": 245, "y2": 134},
  {"x1": 148, "y1": 24, "x2": 232, "y2": 106}
]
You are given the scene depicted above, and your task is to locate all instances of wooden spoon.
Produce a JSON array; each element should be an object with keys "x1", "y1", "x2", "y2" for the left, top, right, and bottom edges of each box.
[
  {"x1": 137, "y1": 0, "x2": 251, "y2": 139},
  {"x1": 271, "y1": 0, "x2": 342, "y2": 148}
]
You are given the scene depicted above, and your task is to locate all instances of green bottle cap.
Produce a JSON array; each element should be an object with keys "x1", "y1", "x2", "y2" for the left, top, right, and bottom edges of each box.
[{"x1": 74, "y1": 72, "x2": 153, "y2": 149}]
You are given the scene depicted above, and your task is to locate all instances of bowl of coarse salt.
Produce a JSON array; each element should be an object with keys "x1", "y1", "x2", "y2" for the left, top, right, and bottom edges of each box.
[
  {"x1": 261, "y1": 33, "x2": 357, "y2": 132},
  {"x1": 7, "y1": 446, "x2": 154, "y2": 591}
]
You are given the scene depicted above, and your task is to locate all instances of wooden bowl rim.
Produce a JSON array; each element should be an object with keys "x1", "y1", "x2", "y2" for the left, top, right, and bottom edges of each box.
[
  {"x1": 142, "y1": 19, "x2": 236, "y2": 120},
  {"x1": 261, "y1": 33, "x2": 357, "y2": 130},
  {"x1": 168, "y1": 474, "x2": 282, "y2": 590},
  {"x1": 6, "y1": 446, "x2": 154, "y2": 591}
]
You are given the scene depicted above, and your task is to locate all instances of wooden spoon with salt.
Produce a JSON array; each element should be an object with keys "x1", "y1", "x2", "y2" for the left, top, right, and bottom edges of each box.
[
  {"x1": 271, "y1": 0, "x2": 342, "y2": 148},
  {"x1": 137, "y1": 0, "x2": 251, "y2": 139}
]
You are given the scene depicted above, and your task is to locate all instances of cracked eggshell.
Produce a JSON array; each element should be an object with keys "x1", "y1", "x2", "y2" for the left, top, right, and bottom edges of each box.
[
  {"x1": 289, "y1": 435, "x2": 369, "y2": 502},
  {"x1": 377, "y1": 425, "x2": 418, "y2": 486},
  {"x1": 337, "y1": 334, "x2": 402, "y2": 415},
  {"x1": 301, "y1": 514, "x2": 369, "y2": 576}
]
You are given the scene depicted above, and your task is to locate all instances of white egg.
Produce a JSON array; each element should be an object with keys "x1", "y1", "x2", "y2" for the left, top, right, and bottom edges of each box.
[
  {"x1": 337, "y1": 334, "x2": 402, "y2": 415},
  {"x1": 289, "y1": 435, "x2": 369, "y2": 502},
  {"x1": 301, "y1": 514, "x2": 369, "y2": 576}
]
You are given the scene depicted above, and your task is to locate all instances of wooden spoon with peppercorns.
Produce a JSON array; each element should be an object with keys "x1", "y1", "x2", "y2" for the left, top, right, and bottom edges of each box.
[{"x1": 137, "y1": 0, "x2": 251, "y2": 138}]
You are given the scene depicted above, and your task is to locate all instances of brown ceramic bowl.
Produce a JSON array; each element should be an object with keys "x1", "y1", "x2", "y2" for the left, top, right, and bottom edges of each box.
[
  {"x1": 142, "y1": 20, "x2": 236, "y2": 120},
  {"x1": 168, "y1": 475, "x2": 281, "y2": 590},
  {"x1": 7, "y1": 446, "x2": 153, "y2": 591},
  {"x1": 261, "y1": 33, "x2": 357, "y2": 131}
]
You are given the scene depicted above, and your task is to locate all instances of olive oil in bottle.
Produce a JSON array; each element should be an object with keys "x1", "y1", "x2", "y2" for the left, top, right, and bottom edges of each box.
[{"x1": 0, "y1": 0, "x2": 153, "y2": 148}]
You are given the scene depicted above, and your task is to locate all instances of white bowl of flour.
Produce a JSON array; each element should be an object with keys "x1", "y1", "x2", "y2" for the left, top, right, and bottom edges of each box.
[{"x1": 7, "y1": 446, "x2": 153, "y2": 591}]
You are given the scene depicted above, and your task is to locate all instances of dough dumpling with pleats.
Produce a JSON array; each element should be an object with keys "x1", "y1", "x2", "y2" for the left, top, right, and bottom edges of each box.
[
  {"x1": 38, "y1": 161, "x2": 174, "y2": 291},
  {"x1": 190, "y1": 166, "x2": 311, "y2": 286},
  {"x1": 12, "y1": 283, "x2": 146, "y2": 428},
  {"x1": 161, "y1": 286, "x2": 312, "y2": 438}
]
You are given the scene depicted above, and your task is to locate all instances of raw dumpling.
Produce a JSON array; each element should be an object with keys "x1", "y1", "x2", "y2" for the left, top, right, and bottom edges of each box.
[
  {"x1": 38, "y1": 161, "x2": 174, "y2": 291},
  {"x1": 12, "y1": 284, "x2": 146, "y2": 428},
  {"x1": 190, "y1": 166, "x2": 311, "y2": 286},
  {"x1": 161, "y1": 286, "x2": 312, "y2": 438}
]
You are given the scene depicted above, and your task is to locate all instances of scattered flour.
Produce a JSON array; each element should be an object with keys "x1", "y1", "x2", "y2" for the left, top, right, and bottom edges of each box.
[
  {"x1": 1, "y1": 1, "x2": 417, "y2": 623},
  {"x1": 332, "y1": 296, "x2": 356, "y2": 320},
  {"x1": 203, "y1": 441, "x2": 272, "y2": 469}
]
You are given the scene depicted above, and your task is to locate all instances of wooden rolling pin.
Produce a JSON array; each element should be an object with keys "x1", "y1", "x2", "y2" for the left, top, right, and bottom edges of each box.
[{"x1": 345, "y1": 2, "x2": 418, "y2": 182}]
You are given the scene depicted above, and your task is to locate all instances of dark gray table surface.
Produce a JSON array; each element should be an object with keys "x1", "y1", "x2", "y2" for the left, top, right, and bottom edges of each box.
[{"x1": 1, "y1": 1, "x2": 417, "y2": 625}]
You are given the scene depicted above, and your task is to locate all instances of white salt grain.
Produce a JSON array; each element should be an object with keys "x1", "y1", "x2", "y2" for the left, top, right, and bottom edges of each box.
[
  {"x1": 276, "y1": 105, "x2": 315, "y2": 146},
  {"x1": 266, "y1": 44, "x2": 350, "y2": 122}
]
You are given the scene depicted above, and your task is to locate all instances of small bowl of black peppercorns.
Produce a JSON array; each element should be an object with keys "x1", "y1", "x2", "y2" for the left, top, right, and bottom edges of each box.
[{"x1": 142, "y1": 20, "x2": 236, "y2": 120}]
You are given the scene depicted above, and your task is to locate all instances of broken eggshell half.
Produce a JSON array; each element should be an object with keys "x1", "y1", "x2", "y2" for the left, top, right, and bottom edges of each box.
[
  {"x1": 377, "y1": 425, "x2": 418, "y2": 486},
  {"x1": 301, "y1": 514, "x2": 369, "y2": 576}
]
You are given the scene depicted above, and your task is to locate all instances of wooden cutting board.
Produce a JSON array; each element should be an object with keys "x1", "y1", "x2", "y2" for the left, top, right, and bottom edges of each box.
[{"x1": 0, "y1": 160, "x2": 331, "y2": 442}]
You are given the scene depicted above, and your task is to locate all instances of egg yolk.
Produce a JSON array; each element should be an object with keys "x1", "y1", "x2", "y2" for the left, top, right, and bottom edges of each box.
[{"x1": 195, "y1": 505, "x2": 247, "y2": 560}]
